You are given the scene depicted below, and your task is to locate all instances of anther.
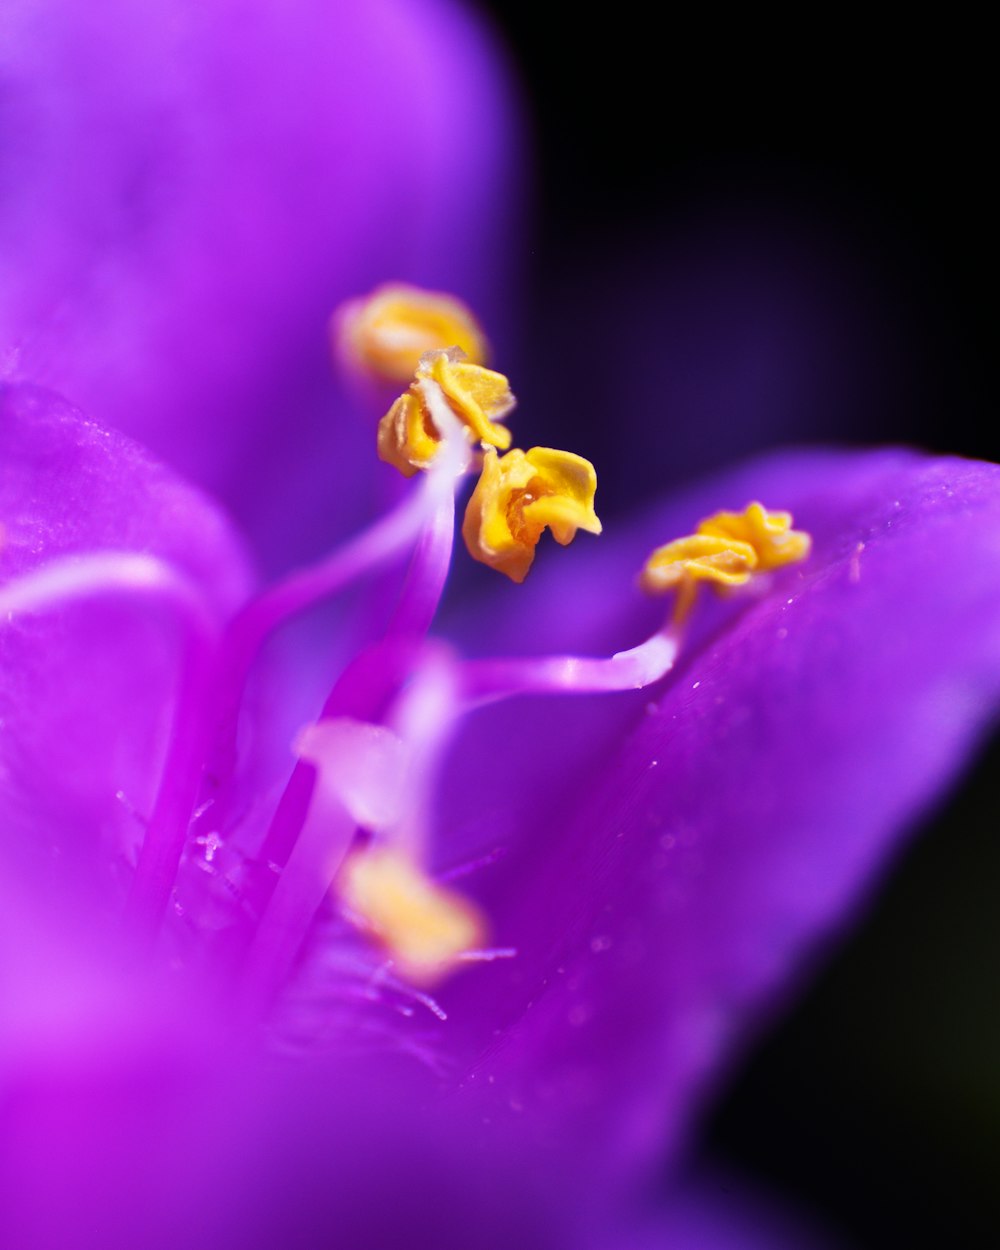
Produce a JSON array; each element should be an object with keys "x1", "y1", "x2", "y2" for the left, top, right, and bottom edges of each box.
[
  {"x1": 641, "y1": 502, "x2": 811, "y2": 619},
  {"x1": 462, "y1": 446, "x2": 602, "y2": 582},
  {"x1": 339, "y1": 846, "x2": 486, "y2": 985},
  {"x1": 378, "y1": 349, "x2": 515, "y2": 477},
  {"x1": 640, "y1": 533, "x2": 759, "y2": 594},
  {"x1": 335, "y1": 283, "x2": 488, "y2": 384},
  {"x1": 698, "y1": 502, "x2": 812, "y2": 570}
]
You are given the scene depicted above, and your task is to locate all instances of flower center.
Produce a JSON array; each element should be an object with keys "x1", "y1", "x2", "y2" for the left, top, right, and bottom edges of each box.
[{"x1": 0, "y1": 284, "x2": 813, "y2": 1045}]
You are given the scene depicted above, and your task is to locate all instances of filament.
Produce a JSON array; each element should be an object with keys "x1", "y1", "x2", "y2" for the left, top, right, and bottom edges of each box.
[
  {"x1": 0, "y1": 552, "x2": 222, "y2": 945},
  {"x1": 240, "y1": 776, "x2": 358, "y2": 1017},
  {"x1": 460, "y1": 625, "x2": 679, "y2": 706}
]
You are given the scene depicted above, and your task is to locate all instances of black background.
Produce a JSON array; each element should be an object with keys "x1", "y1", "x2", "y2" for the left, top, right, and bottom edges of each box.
[{"x1": 477, "y1": 7, "x2": 997, "y2": 1246}]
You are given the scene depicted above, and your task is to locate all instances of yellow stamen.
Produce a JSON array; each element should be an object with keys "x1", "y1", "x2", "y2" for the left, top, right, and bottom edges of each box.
[
  {"x1": 336, "y1": 283, "x2": 488, "y2": 384},
  {"x1": 377, "y1": 348, "x2": 514, "y2": 477},
  {"x1": 339, "y1": 846, "x2": 485, "y2": 984},
  {"x1": 641, "y1": 502, "x2": 811, "y2": 618},
  {"x1": 462, "y1": 446, "x2": 602, "y2": 583}
]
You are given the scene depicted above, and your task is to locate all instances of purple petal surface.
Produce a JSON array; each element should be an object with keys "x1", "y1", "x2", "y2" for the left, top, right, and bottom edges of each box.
[
  {"x1": 0, "y1": 382, "x2": 252, "y2": 904},
  {"x1": 0, "y1": 0, "x2": 521, "y2": 569},
  {"x1": 0, "y1": 904, "x2": 574, "y2": 1250},
  {"x1": 437, "y1": 447, "x2": 1000, "y2": 1181}
]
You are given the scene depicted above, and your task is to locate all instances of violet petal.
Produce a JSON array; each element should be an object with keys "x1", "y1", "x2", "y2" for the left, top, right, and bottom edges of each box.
[
  {"x1": 0, "y1": 0, "x2": 521, "y2": 569},
  {"x1": 0, "y1": 382, "x2": 252, "y2": 902},
  {"x1": 440, "y1": 448, "x2": 1000, "y2": 1181}
]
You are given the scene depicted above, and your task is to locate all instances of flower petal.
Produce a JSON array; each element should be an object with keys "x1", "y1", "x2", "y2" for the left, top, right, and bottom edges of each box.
[
  {"x1": 0, "y1": 916, "x2": 574, "y2": 1250},
  {"x1": 0, "y1": 0, "x2": 521, "y2": 569},
  {"x1": 0, "y1": 382, "x2": 252, "y2": 902},
  {"x1": 439, "y1": 448, "x2": 1000, "y2": 1180},
  {"x1": 1, "y1": 877, "x2": 836, "y2": 1250}
]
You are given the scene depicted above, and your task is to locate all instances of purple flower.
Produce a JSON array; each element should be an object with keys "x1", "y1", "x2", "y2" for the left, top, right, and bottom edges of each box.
[{"x1": 2, "y1": 3, "x2": 999, "y2": 1248}]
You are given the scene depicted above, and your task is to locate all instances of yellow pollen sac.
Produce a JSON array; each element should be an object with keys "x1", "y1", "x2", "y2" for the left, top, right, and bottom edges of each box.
[
  {"x1": 697, "y1": 502, "x2": 812, "y2": 570},
  {"x1": 336, "y1": 283, "x2": 489, "y2": 384},
  {"x1": 641, "y1": 503, "x2": 811, "y2": 617},
  {"x1": 339, "y1": 846, "x2": 485, "y2": 984},
  {"x1": 377, "y1": 348, "x2": 515, "y2": 477},
  {"x1": 641, "y1": 533, "x2": 759, "y2": 594},
  {"x1": 463, "y1": 446, "x2": 603, "y2": 583}
]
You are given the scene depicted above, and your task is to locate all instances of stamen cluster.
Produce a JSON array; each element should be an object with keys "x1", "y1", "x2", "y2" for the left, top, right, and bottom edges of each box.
[
  {"x1": 371, "y1": 300, "x2": 604, "y2": 583},
  {"x1": 0, "y1": 284, "x2": 813, "y2": 1035}
]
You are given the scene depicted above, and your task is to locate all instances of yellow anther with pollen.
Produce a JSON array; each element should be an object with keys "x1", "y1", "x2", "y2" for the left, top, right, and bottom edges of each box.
[
  {"x1": 641, "y1": 502, "x2": 811, "y2": 618},
  {"x1": 339, "y1": 846, "x2": 485, "y2": 984},
  {"x1": 698, "y1": 502, "x2": 811, "y2": 570},
  {"x1": 377, "y1": 348, "x2": 515, "y2": 477},
  {"x1": 337, "y1": 283, "x2": 488, "y2": 384},
  {"x1": 641, "y1": 533, "x2": 759, "y2": 594},
  {"x1": 463, "y1": 445, "x2": 602, "y2": 583}
]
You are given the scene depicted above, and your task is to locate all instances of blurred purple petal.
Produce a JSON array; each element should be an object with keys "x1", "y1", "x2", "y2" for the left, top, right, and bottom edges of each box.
[
  {"x1": 0, "y1": 909, "x2": 573, "y2": 1250},
  {"x1": 0, "y1": 0, "x2": 521, "y2": 569},
  {"x1": 439, "y1": 448, "x2": 1000, "y2": 1180},
  {"x1": 0, "y1": 382, "x2": 251, "y2": 903}
]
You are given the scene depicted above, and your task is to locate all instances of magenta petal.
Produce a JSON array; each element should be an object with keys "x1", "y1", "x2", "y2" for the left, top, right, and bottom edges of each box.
[
  {"x1": 442, "y1": 448, "x2": 1000, "y2": 1179},
  {"x1": 0, "y1": 383, "x2": 252, "y2": 901},
  {"x1": 0, "y1": 0, "x2": 520, "y2": 568},
  {"x1": 0, "y1": 898, "x2": 828, "y2": 1250},
  {"x1": 0, "y1": 938, "x2": 573, "y2": 1250}
]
